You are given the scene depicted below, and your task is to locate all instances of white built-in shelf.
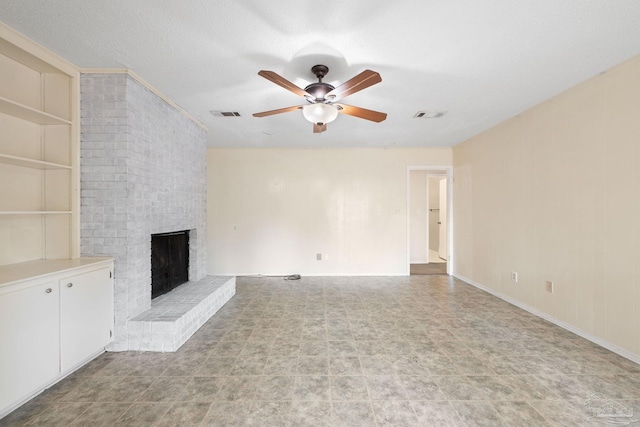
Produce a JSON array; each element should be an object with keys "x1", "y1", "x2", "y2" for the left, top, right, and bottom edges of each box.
[
  {"x1": 0, "y1": 23, "x2": 79, "y2": 268},
  {"x1": 0, "y1": 211, "x2": 72, "y2": 215},
  {"x1": 0, "y1": 37, "x2": 66, "y2": 75},
  {"x1": 0, "y1": 96, "x2": 71, "y2": 125},
  {"x1": 0, "y1": 154, "x2": 71, "y2": 170}
]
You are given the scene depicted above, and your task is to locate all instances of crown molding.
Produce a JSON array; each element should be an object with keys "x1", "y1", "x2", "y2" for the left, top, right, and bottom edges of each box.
[{"x1": 81, "y1": 68, "x2": 207, "y2": 130}]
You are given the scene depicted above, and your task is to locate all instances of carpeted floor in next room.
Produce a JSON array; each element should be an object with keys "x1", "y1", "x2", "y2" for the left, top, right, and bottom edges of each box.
[{"x1": 2, "y1": 275, "x2": 640, "y2": 426}]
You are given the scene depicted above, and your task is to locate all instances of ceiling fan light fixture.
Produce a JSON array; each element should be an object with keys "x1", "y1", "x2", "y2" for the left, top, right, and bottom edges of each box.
[
  {"x1": 253, "y1": 65, "x2": 385, "y2": 132},
  {"x1": 302, "y1": 103, "x2": 339, "y2": 125}
]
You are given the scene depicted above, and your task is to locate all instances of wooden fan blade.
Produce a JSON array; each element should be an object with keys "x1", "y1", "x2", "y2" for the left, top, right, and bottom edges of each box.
[
  {"x1": 258, "y1": 70, "x2": 311, "y2": 98},
  {"x1": 313, "y1": 123, "x2": 327, "y2": 133},
  {"x1": 325, "y1": 70, "x2": 382, "y2": 100},
  {"x1": 253, "y1": 106, "x2": 302, "y2": 117},
  {"x1": 336, "y1": 104, "x2": 387, "y2": 123}
]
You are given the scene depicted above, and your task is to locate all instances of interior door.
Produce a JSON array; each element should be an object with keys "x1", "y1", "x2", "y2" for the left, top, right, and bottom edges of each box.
[{"x1": 438, "y1": 178, "x2": 447, "y2": 260}]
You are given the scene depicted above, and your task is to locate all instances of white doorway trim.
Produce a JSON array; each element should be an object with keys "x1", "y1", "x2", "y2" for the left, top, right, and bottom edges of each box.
[{"x1": 406, "y1": 165, "x2": 453, "y2": 276}]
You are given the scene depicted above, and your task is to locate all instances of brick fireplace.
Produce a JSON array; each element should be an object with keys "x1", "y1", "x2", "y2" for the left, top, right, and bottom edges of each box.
[{"x1": 79, "y1": 72, "x2": 233, "y2": 351}]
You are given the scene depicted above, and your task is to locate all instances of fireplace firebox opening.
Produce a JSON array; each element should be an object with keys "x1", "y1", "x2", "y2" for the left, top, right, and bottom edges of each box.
[{"x1": 151, "y1": 230, "x2": 189, "y2": 299}]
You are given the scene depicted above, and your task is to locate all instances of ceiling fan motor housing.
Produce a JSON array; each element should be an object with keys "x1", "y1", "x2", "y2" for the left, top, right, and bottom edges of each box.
[
  {"x1": 304, "y1": 82, "x2": 335, "y2": 102},
  {"x1": 305, "y1": 65, "x2": 334, "y2": 102}
]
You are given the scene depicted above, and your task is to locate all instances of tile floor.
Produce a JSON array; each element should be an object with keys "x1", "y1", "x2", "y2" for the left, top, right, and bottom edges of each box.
[{"x1": 2, "y1": 275, "x2": 640, "y2": 426}]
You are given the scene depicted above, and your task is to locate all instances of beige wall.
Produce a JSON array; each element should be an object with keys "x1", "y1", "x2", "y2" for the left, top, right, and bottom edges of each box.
[
  {"x1": 453, "y1": 55, "x2": 640, "y2": 360},
  {"x1": 207, "y1": 148, "x2": 452, "y2": 276}
]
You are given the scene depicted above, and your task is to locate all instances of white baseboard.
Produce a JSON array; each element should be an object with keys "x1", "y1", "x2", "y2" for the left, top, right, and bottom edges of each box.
[{"x1": 453, "y1": 273, "x2": 640, "y2": 366}]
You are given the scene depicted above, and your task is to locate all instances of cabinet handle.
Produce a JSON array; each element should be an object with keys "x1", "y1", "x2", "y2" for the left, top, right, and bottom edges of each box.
[
  {"x1": 67, "y1": 283, "x2": 73, "y2": 288},
  {"x1": 46, "y1": 288, "x2": 52, "y2": 293}
]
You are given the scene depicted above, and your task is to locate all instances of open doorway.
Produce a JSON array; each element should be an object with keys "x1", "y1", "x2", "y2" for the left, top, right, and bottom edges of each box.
[{"x1": 407, "y1": 167, "x2": 452, "y2": 275}]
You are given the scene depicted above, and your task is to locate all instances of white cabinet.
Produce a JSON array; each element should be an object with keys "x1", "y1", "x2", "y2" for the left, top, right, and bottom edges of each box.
[
  {"x1": 0, "y1": 258, "x2": 113, "y2": 417},
  {"x1": 60, "y1": 267, "x2": 113, "y2": 372},
  {"x1": 0, "y1": 281, "x2": 60, "y2": 412}
]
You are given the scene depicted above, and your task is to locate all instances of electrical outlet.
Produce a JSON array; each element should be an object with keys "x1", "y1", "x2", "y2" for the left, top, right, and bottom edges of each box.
[
  {"x1": 316, "y1": 253, "x2": 322, "y2": 261},
  {"x1": 546, "y1": 281, "x2": 554, "y2": 293},
  {"x1": 511, "y1": 271, "x2": 518, "y2": 283}
]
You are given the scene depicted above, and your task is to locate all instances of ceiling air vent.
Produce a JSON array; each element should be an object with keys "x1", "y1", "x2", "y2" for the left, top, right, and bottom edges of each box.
[
  {"x1": 414, "y1": 111, "x2": 446, "y2": 119},
  {"x1": 210, "y1": 111, "x2": 241, "y2": 117}
]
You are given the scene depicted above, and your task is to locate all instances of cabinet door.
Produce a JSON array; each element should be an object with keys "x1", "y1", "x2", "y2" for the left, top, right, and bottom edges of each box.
[
  {"x1": 0, "y1": 281, "x2": 60, "y2": 410},
  {"x1": 60, "y1": 267, "x2": 113, "y2": 372}
]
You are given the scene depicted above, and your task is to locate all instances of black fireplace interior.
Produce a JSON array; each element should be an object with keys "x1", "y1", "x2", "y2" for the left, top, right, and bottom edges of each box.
[{"x1": 151, "y1": 230, "x2": 189, "y2": 299}]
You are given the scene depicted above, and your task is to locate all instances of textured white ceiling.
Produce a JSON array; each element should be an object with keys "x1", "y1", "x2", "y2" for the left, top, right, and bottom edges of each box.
[{"x1": 2, "y1": 1, "x2": 640, "y2": 147}]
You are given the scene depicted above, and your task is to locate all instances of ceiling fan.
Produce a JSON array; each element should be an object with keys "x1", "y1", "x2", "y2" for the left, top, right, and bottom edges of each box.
[{"x1": 253, "y1": 64, "x2": 387, "y2": 133}]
